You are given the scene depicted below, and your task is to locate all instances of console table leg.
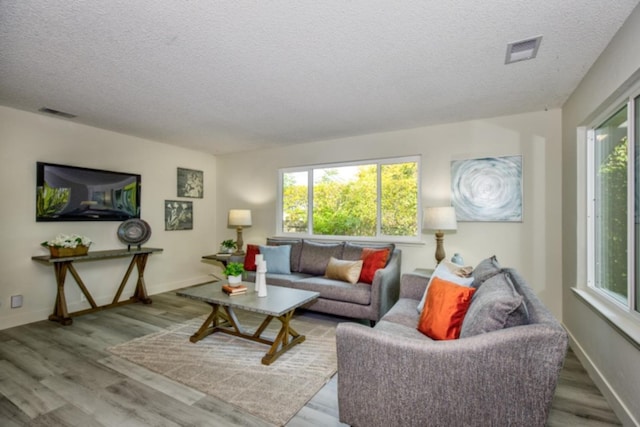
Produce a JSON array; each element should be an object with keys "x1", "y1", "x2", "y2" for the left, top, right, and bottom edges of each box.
[
  {"x1": 49, "y1": 262, "x2": 73, "y2": 325},
  {"x1": 133, "y1": 253, "x2": 152, "y2": 304}
]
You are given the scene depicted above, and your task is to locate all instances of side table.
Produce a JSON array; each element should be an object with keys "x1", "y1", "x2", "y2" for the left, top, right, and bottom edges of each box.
[{"x1": 202, "y1": 253, "x2": 245, "y2": 266}]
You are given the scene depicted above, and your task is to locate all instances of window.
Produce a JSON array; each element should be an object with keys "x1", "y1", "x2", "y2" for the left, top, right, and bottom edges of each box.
[
  {"x1": 278, "y1": 157, "x2": 420, "y2": 240},
  {"x1": 587, "y1": 91, "x2": 639, "y2": 315}
]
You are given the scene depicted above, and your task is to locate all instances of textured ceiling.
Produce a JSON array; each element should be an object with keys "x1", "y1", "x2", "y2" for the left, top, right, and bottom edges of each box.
[{"x1": 1, "y1": 1, "x2": 639, "y2": 155}]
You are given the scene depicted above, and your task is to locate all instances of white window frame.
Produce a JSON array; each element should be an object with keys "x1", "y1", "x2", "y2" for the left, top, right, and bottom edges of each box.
[
  {"x1": 277, "y1": 156, "x2": 422, "y2": 242},
  {"x1": 585, "y1": 86, "x2": 640, "y2": 321}
]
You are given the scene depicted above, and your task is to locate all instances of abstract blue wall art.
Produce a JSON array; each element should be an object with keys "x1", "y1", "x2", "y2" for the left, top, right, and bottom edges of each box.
[{"x1": 451, "y1": 155, "x2": 523, "y2": 222}]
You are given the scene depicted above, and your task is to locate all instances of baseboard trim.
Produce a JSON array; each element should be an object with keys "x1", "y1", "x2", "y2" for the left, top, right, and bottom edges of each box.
[{"x1": 566, "y1": 328, "x2": 638, "y2": 427}]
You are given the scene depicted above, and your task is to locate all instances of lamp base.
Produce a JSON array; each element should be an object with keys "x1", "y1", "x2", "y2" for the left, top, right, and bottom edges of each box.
[
  {"x1": 234, "y1": 226, "x2": 245, "y2": 256},
  {"x1": 434, "y1": 231, "x2": 445, "y2": 265}
]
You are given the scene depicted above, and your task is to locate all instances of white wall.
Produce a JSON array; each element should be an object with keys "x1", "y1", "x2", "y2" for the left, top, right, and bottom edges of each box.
[
  {"x1": 216, "y1": 109, "x2": 563, "y2": 318},
  {"x1": 0, "y1": 106, "x2": 218, "y2": 329},
  {"x1": 562, "y1": 4, "x2": 640, "y2": 425}
]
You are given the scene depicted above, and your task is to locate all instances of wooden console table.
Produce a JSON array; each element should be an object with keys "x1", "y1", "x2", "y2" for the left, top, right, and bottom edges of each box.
[{"x1": 32, "y1": 247, "x2": 163, "y2": 325}]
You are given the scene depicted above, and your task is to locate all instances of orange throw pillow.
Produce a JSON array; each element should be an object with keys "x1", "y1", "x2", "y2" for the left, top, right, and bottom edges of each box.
[
  {"x1": 243, "y1": 244, "x2": 260, "y2": 271},
  {"x1": 417, "y1": 277, "x2": 476, "y2": 340},
  {"x1": 359, "y1": 248, "x2": 390, "y2": 284}
]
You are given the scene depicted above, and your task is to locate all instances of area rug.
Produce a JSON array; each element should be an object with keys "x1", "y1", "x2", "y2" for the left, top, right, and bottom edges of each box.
[{"x1": 107, "y1": 312, "x2": 337, "y2": 426}]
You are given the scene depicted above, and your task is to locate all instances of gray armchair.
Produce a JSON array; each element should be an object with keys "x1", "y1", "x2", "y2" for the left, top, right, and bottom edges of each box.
[{"x1": 336, "y1": 269, "x2": 568, "y2": 426}]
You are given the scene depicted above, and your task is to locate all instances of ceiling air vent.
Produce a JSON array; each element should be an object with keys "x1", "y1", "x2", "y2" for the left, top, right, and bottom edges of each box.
[
  {"x1": 505, "y1": 35, "x2": 542, "y2": 64},
  {"x1": 38, "y1": 107, "x2": 77, "y2": 119}
]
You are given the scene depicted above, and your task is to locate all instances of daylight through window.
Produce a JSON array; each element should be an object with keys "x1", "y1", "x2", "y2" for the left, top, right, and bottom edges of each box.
[
  {"x1": 587, "y1": 92, "x2": 640, "y2": 314},
  {"x1": 279, "y1": 157, "x2": 420, "y2": 240}
]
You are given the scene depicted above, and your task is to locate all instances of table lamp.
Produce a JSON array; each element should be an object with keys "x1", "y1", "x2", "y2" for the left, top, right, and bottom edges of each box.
[
  {"x1": 228, "y1": 209, "x2": 252, "y2": 255},
  {"x1": 423, "y1": 206, "x2": 457, "y2": 265}
]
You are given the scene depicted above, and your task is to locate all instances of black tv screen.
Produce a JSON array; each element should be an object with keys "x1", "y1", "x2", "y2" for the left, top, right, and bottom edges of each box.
[{"x1": 36, "y1": 162, "x2": 141, "y2": 221}]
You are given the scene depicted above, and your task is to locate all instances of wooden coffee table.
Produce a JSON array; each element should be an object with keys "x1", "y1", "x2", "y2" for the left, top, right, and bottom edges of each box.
[{"x1": 176, "y1": 282, "x2": 319, "y2": 365}]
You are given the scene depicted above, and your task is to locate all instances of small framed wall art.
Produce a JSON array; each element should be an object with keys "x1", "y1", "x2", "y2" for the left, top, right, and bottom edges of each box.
[
  {"x1": 177, "y1": 167, "x2": 203, "y2": 198},
  {"x1": 451, "y1": 155, "x2": 523, "y2": 222},
  {"x1": 165, "y1": 200, "x2": 193, "y2": 230}
]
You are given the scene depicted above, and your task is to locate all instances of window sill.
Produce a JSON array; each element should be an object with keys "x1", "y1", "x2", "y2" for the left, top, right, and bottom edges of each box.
[{"x1": 571, "y1": 287, "x2": 640, "y2": 350}]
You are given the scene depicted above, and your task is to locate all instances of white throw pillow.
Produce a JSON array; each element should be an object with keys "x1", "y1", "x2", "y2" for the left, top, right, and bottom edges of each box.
[{"x1": 417, "y1": 261, "x2": 474, "y2": 313}]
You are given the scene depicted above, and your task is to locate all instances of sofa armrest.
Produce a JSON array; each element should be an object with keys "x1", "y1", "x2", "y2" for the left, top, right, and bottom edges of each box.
[
  {"x1": 369, "y1": 249, "x2": 401, "y2": 321},
  {"x1": 336, "y1": 322, "x2": 567, "y2": 427}
]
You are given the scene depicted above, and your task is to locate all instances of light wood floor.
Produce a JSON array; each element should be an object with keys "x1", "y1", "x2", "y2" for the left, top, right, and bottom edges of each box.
[{"x1": 0, "y1": 290, "x2": 621, "y2": 426}]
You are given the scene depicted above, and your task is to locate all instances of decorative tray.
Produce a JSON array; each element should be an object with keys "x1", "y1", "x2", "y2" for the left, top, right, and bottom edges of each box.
[{"x1": 117, "y1": 219, "x2": 152, "y2": 246}]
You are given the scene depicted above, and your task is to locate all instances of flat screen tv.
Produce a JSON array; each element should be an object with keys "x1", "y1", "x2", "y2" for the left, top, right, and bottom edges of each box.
[{"x1": 36, "y1": 162, "x2": 141, "y2": 221}]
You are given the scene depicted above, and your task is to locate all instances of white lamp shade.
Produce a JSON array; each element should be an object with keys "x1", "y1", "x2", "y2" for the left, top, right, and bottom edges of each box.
[
  {"x1": 228, "y1": 209, "x2": 252, "y2": 227},
  {"x1": 423, "y1": 207, "x2": 457, "y2": 231}
]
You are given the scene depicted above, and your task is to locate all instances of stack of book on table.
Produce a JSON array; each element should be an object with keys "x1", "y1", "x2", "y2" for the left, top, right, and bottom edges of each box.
[{"x1": 222, "y1": 284, "x2": 247, "y2": 295}]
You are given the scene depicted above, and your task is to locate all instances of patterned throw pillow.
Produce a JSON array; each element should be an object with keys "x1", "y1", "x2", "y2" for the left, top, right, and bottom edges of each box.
[
  {"x1": 417, "y1": 277, "x2": 476, "y2": 340},
  {"x1": 359, "y1": 248, "x2": 391, "y2": 284},
  {"x1": 325, "y1": 257, "x2": 364, "y2": 284}
]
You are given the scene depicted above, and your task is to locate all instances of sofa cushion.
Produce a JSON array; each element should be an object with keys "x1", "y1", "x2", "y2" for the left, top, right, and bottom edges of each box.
[
  {"x1": 243, "y1": 244, "x2": 260, "y2": 271},
  {"x1": 258, "y1": 244, "x2": 291, "y2": 274},
  {"x1": 299, "y1": 240, "x2": 345, "y2": 275},
  {"x1": 375, "y1": 319, "x2": 430, "y2": 341},
  {"x1": 292, "y1": 276, "x2": 371, "y2": 305},
  {"x1": 342, "y1": 242, "x2": 395, "y2": 265},
  {"x1": 325, "y1": 257, "x2": 363, "y2": 284},
  {"x1": 471, "y1": 255, "x2": 502, "y2": 288},
  {"x1": 379, "y1": 298, "x2": 421, "y2": 329},
  {"x1": 459, "y1": 271, "x2": 529, "y2": 338},
  {"x1": 417, "y1": 261, "x2": 474, "y2": 313},
  {"x1": 417, "y1": 277, "x2": 475, "y2": 340},
  {"x1": 267, "y1": 238, "x2": 303, "y2": 272},
  {"x1": 359, "y1": 248, "x2": 391, "y2": 284}
]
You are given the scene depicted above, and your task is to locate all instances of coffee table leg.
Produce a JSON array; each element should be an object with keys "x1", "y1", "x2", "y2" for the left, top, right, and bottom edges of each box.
[
  {"x1": 261, "y1": 310, "x2": 305, "y2": 365},
  {"x1": 189, "y1": 304, "x2": 221, "y2": 343}
]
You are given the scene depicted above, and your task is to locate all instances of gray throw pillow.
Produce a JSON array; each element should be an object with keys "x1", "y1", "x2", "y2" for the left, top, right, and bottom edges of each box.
[
  {"x1": 471, "y1": 255, "x2": 502, "y2": 288},
  {"x1": 299, "y1": 240, "x2": 345, "y2": 275},
  {"x1": 459, "y1": 271, "x2": 528, "y2": 338}
]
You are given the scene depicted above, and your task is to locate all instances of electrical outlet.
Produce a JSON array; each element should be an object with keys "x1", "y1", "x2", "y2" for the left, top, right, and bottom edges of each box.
[{"x1": 11, "y1": 295, "x2": 23, "y2": 308}]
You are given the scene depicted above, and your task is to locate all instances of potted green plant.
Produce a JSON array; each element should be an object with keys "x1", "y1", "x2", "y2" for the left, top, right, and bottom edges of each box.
[
  {"x1": 219, "y1": 239, "x2": 237, "y2": 254},
  {"x1": 223, "y1": 262, "x2": 245, "y2": 284}
]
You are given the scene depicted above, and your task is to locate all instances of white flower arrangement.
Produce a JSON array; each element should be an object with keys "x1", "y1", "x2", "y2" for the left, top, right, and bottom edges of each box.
[{"x1": 41, "y1": 233, "x2": 92, "y2": 248}]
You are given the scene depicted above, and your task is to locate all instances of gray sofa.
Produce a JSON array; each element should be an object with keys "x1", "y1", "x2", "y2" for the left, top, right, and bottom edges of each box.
[
  {"x1": 336, "y1": 266, "x2": 568, "y2": 427},
  {"x1": 244, "y1": 238, "x2": 401, "y2": 323}
]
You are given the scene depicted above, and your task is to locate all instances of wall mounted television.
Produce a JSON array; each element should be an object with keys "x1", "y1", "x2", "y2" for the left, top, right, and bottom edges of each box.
[{"x1": 36, "y1": 162, "x2": 141, "y2": 222}]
